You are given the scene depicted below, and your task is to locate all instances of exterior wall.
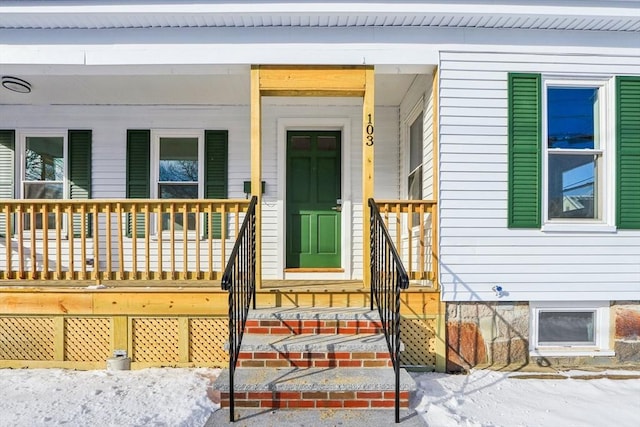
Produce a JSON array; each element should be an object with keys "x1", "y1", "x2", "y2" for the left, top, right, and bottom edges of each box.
[
  {"x1": 0, "y1": 99, "x2": 401, "y2": 280},
  {"x1": 446, "y1": 301, "x2": 640, "y2": 372},
  {"x1": 438, "y1": 51, "x2": 640, "y2": 302}
]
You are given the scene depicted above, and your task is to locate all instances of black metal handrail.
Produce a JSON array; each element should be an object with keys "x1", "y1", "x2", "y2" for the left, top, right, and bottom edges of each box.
[
  {"x1": 221, "y1": 195, "x2": 257, "y2": 423},
  {"x1": 368, "y1": 198, "x2": 410, "y2": 424}
]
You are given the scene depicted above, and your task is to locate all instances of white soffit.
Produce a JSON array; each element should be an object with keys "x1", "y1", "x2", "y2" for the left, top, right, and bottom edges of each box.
[{"x1": 1, "y1": 2, "x2": 640, "y2": 32}]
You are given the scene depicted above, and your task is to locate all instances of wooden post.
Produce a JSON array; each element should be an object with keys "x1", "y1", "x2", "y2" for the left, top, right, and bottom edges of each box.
[
  {"x1": 362, "y1": 67, "x2": 375, "y2": 290},
  {"x1": 431, "y1": 69, "x2": 439, "y2": 290},
  {"x1": 251, "y1": 66, "x2": 262, "y2": 291}
]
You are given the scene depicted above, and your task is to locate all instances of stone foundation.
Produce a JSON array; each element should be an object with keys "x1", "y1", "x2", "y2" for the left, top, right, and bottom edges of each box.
[
  {"x1": 446, "y1": 301, "x2": 640, "y2": 372},
  {"x1": 446, "y1": 302, "x2": 529, "y2": 372}
]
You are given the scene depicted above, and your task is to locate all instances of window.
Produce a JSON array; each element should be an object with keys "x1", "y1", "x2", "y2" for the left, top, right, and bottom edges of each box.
[
  {"x1": 153, "y1": 133, "x2": 203, "y2": 232},
  {"x1": 21, "y1": 133, "x2": 66, "y2": 230},
  {"x1": 126, "y1": 129, "x2": 227, "y2": 239},
  {"x1": 408, "y1": 112, "x2": 424, "y2": 202},
  {"x1": 507, "y1": 73, "x2": 638, "y2": 230},
  {"x1": 544, "y1": 82, "x2": 609, "y2": 224},
  {"x1": 530, "y1": 301, "x2": 612, "y2": 356}
]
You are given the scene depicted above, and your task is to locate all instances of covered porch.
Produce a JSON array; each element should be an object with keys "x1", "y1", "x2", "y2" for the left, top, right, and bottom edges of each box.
[{"x1": 0, "y1": 64, "x2": 443, "y2": 371}]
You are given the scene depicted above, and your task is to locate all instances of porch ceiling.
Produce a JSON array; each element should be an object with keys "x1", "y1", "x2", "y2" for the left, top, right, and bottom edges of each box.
[
  {"x1": 1, "y1": 1, "x2": 639, "y2": 32},
  {"x1": 0, "y1": 68, "x2": 420, "y2": 106}
]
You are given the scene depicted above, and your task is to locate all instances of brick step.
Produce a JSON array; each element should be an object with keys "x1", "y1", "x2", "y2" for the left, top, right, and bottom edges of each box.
[
  {"x1": 237, "y1": 333, "x2": 393, "y2": 368},
  {"x1": 213, "y1": 367, "x2": 417, "y2": 410},
  {"x1": 245, "y1": 307, "x2": 382, "y2": 335}
]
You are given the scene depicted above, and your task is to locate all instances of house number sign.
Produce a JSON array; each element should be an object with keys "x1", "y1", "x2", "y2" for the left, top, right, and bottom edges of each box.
[{"x1": 366, "y1": 114, "x2": 374, "y2": 146}]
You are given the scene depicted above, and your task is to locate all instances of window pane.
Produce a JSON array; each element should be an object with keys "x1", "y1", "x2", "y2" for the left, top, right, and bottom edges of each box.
[
  {"x1": 548, "y1": 88, "x2": 598, "y2": 149},
  {"x1": 291, "y1": 136, "x2": 311, "y2": 151},
  {"x1": 23, "y1": 183, "x2": 63, "y2": 230},
  {"x1": 409, "y1": 113, "x2": 424, "y2": 172},
  {"x1": 548, "y1": 153, "x2": 599, "y2": 219},
  {"x1": 538, "y1": 311, "x2": 595, "y2": 345},
  {"x1": 25, "y1": 137, "x2": 64, "y2": 181},
  {"x1": 159, "y1": 137, "x2": 198, "y2": 182},
  {"x1": 24, "y1": 182, "x2": 63, "y2": 199},
  {"x1": 159, "y1": 184, "x2": 198, "y2": 231},
  {"x1": 408, "y1": 167, "x2": 422, "y2": 201},
  {"x1": 317, "y1": 136, "x2": 337, "y2": 151}
]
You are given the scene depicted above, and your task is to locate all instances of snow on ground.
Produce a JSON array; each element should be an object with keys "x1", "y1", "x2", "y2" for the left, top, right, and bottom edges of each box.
[{"x1": 0, "y1": 367, "x2": 639, "y2": 427}]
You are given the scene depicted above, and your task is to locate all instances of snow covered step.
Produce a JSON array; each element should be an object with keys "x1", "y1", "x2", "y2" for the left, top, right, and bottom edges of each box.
[
  {"x1": 214, "y1": 367, "x2": 416, "y2": 410},
  {"x1": 244, "y1": 307, "x2": 383, "y2": 335},
  {"x1": 237, "y1": 333, "x2": 393, "y2": 368}
]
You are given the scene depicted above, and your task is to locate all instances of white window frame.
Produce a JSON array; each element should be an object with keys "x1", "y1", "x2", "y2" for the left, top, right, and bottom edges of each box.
[
  {"x1": 541, "y1": 77, "x2": 616, "y2": 233},
  {"x1": 150, "y1": 130, "x2": 204, "y2": 237},
  {"x1": 530, "y1": 301, "x2": 613, "y2": 357},
  {"x1": 17, "y1": 130, "x2": 68, "y2": 236},
  {"x1": 403, "y1": 98, "x2": 425, "y2": 201}
]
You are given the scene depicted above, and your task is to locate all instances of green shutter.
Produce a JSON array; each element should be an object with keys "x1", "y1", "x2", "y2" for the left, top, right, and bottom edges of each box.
[
  {"x1": 617, "y1": 76, "x2": 640, "y2": 229},
  {"x1": 0, "y1": 130, "x2": 15, "y2": 237},
  {"x1": 68, "y1": 130, "x2": 92, "y2": 237},
  {"x1": 204, "y1": 130, "x2": 228, "y2": 238},
  {"x1": 126, "y1": 130, "x2": 150, "y2": 237},
  {"x1": 508, "y1": 73, "x2": 542, "y2": 228}
]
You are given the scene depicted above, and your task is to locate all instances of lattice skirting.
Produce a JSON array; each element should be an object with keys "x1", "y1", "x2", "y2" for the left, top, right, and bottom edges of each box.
[
  {"x1": 0, "y1": 315, "x2": 229, "y2": 368},
  {"x1": 400, "y1": 317, "x2": 437, "y2": 367}
]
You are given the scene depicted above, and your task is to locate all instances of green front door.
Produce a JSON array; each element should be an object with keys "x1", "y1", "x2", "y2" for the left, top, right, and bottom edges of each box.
[{"x1": 286, "y1": 131, "x2": 341, "y2": 268}]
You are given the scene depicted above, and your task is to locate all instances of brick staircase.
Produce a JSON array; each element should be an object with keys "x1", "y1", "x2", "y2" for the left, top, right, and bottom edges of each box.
[{"x1": 213, "y1": 307, "x2": 416, "y2": 411}]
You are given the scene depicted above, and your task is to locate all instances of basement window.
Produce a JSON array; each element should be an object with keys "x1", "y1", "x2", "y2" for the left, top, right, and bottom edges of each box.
[{"x1": 530, "y1": 301, "x2": 613, "y2": 356}]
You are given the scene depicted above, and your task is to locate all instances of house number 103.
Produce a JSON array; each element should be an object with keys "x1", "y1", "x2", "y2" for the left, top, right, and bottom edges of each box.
[{"x1": 366, "y1": 114, "x2": 374, "y2": 146}]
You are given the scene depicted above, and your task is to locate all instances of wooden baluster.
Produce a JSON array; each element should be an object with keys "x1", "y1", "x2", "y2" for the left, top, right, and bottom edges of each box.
[
  {"x1": 419, "y1": 203, "x2": 425, "y2": 280},
  {"x1": 195, "y1": 203, "x2": 201, "y2": 279},
  {"x1": 170, "y1": 203, "x2": 175, "y2": 280},
  {"x1": 55, "y1": 204, "x2": 62, "y2": 280},
  {"x1": 144, "y1": 203, "x2": 150, "y2": 280},
  {"x1": 207, "y1": 203, "x2": 213, "y2": 280},
  {"x1": 105, "y1": 203, "x2": 112, "y2": 281},
  {"x1": 17, "y1": 205, "x2": 24, "y2": 279},
  {"x1": 182, "y1": 202, "x2": 187, "y2": 280},
  {"x1": 157, "y1": 202, "x2": 163, "y2": 280},
  {"x1": 407, "y1": 203, "x2": 413, "y2": 279},
  {"x1": 221, "y1": 203, "x2": 227, "y2": 272},
  {"x1": 117, "y1": 202, "x2": 124, "y2": 280},
  {"x1": 93, "y1": 204, "x2": 100, "y2": 282},
  {"x1": 131, "y1": 204, "x2": 138, "y2": 280},
  {"x1": 41, "y1": 203, "x2": 49, "y2": 279},
  {"x1": 67, "y1": 205, "x2": 74, "y2": 280},
  {"x1": 4, "y1": 203, "x2": 12, "y2": 279},
  {"x1": 29, "y1": 204, "x2": 36, "y2": 279},
  {"x1": 80, "y1": 204, "x2": 87, "y2": 280}
]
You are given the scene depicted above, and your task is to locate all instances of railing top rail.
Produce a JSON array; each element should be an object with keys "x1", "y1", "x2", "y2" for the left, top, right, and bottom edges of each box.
[
  {"x1": 368, "y1": 198, "x2": 409, "y2": 290},
  {"x1": 221, "y1": 196, "x2": 257, "y2": 291},
  {"x1": 0, "y1": 198, "x2": 250, "y2": 205},
  {"x1": 374, "y1": 199, "x2": 437, "y2": 205}
]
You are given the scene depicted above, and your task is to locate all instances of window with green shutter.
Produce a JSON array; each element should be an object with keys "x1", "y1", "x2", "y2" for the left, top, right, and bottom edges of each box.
[
  {"x1": 126, "y1": 129, "x2": 228, "y2": 238},
  {"x1": 508, "y1": 74, "x2": 639, "y2": 230},
  {"x1": 68, "y1": 130, "x2": 92, "y2": 237},
  {"x1": 616, "y1": 76, "x2": 640, "y2": 229}
]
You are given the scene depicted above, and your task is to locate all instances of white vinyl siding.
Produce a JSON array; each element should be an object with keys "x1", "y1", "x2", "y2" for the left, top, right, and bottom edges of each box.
[{"x1": 439, "y1": 51, "x2": 640, "y2": 302}]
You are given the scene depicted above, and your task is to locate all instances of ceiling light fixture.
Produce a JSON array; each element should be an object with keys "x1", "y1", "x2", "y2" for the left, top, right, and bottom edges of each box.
[{"x1": 2, "y1": 76, "x2": 32, "y2": 94}]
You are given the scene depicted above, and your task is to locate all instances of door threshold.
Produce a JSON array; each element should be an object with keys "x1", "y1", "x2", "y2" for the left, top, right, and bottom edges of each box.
[{"x1": 284, "y1": 268, "x2": 345, "y2": 273}]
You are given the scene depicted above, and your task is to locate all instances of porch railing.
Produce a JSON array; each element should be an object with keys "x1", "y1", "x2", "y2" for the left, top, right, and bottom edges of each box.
[
  {"x1": 220, "y1": 196, "x2": 257, "y2": 423},
  {"x1": 369, "y1": 198, "x2": 410, "y2": 424},
  {"x1": 0, "y1": 199, "x2": 250, "y2": 282},
  {"x1": 374, "y1": 199, "x2": 438, "y2": 287}
]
